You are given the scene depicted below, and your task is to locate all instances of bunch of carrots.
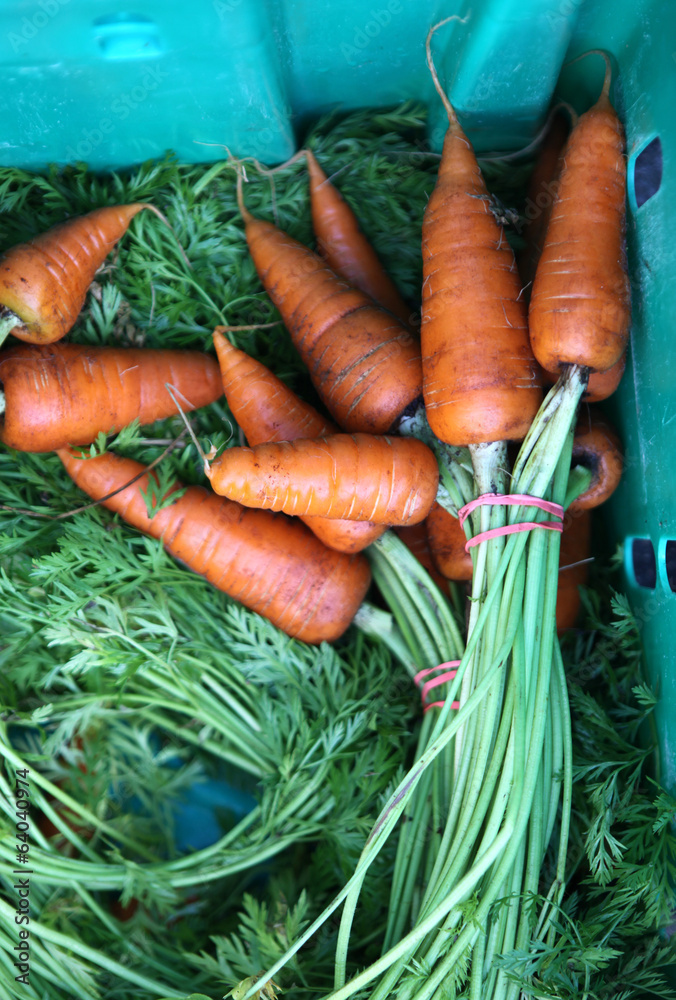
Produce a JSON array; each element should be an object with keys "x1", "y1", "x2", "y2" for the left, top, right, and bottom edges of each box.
[
  {"x1": 0, "y1": 32, "x2": 630, "y2": 999},
  {"x1": 221, "y1": 36, "x2": 628, "y2": 1000}
]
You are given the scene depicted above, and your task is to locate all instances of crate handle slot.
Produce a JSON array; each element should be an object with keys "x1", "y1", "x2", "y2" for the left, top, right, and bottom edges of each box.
[
  {"x1": 94, "y1": 13, "x2": 162, "y2": 59},
  {"x1": 628, "y1": 135, "x2": 662, "y2": 210},
  {"x1": 626, "y1": 536, "x2": 657, "y2": 589}
]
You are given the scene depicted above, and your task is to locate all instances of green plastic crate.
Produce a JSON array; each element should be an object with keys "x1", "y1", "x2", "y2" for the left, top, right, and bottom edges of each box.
[{"x1": 1, "y1": 0, "x2": 673, "y2": 786}]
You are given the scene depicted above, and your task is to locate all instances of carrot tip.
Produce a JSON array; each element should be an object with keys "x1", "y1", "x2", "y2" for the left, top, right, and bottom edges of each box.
[{"x1": 425, "y1": 15, "x2": 470, "y2": 126}]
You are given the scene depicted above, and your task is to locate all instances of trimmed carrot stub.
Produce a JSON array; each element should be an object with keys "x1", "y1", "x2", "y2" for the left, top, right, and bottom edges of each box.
[
  {"x1": 0, "y1": 341, "x2": 223, "y2": 452},
  {"x1": 556, "y1": 510, "x2": 591, "y2": 633},
  {"x1": 543, "y1": 351, "x2": 626, "y2": 403},
  {"x1": 568, "y1": 410, "x2": 623, "y2": 513},
  {"x1": 239, "y1": 200, "x2": 422, "y2": 434},
  {"x1": 0, "y1": 204, "x2": 159, "y2": 347},
  {"x1": 305, "y1": 149, "x2": 414, "y2": 329},
  {"x1": 529, "y1": 57, "x2": 631, "y2": 374},
  {"x1": 421, "y1": 33, "x2": 542, "y2": 446},
  {"x1": 206, "y1": 433, "x2": 439, "y2": 526},
  {"x1": 212, "y1": 328, "x2": 385, "y2": 553},
  {"x1": 57, "y1": 448, "x2": 371, "y2": 645},
  {"x1": 425, "y1": 502, "x2": 473, "y2": 581}
]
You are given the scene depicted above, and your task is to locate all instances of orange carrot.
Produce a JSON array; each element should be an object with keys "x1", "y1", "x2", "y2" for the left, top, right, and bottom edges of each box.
[
  {"x1": 425, "y1": 502, "x2": 473, "y2": 581},
  {"x1": 556, "y1": 509, "x2": 591, "y2": 633},
  {"x1": 529, "y1": 56, "x2": 631, "y2": 373},
  {"x1": 57, "y1": 447, "x2": 371, "y2": 645},
  {"x1": 394, "y1": 519, "x2": 449, "y2": 593},
  {"x1": 212, "y1": 328, "x2": 385, "y2": 553},
  {"x1": 542, "y1": 351, "x2": 626, "y2": 403},
  {"x1": 0, "y1": 341, "x2": 222, "y2": 452},
  {"x1": 0, "y1": 204, "x2": 161, "y2": 346},
  {"x1": 206, "y1": 433, "x2": 439, "y2": 526},
  {"x1": 568, "y1": 410, "x2": 623, "y2": 513},
  {"x1": 239, "y1": 196, "x2": 422, "y2": 435},
  {"x1": 305, "y1": 149, "x2": 414, "y2": 328},
  {"x1": 421, "y1": 26, "x2": 542, "y2": 446},
  {"x1": 517, "y1": 109, "x2": 570, "y2": 293}
]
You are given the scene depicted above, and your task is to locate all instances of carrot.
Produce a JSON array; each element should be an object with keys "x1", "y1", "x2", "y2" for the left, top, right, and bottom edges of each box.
[
  {"x1": 212, "y1": 328, "x2": 385, "y2": 553},
  {"x1": 206, "y1": 433, "x2": 439, "y2": 526},
  {"x1": 542, "y1": 351, "x2": 626, "y2": 403},
  {"x1": 394, "y1": 520, "x2": 449, "y2": 593},
  {"x1": 305, "y1": 150, "x2": 414, "y2": 328},
  {"x1": 425, "y1": 502, "x2": 473, "y2": 581},
  {"x1": 517, "y1": 108, "x2": 570, "y2": 293},
  {"x1": 556, "y1": 509, "x2": 591, "y2": 633},
  {"x1": 0, "y1": 204, "x2": 162, "y2": 347},
  {"x1": 568, "y1": 410, "x2": 623, "y2": 513},
  {"x1": 56, "y1": 447, "x2": 371, "y2": 645},
  {"x1": 421, "y1": 25, "x2": 542, "y2": 446},
  {"x1": 529, "y1": 55, "x2": 631, "y2": 374},
  {"x1": 238, "y1": 191, "x2": 422, "y2": 435},
  {"x1": 0, "y1": 341, "x2": 223, "y2": 452}
]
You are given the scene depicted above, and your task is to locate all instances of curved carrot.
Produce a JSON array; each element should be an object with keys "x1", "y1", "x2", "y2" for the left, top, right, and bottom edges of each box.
[
  {"x1": 568, "y1": 411, "x2": 623, "y2": 513},
  {"x1": 0, "y1": 341, "x2": 223, "y2": 452},
  {"x1": 421, "y1": 28, "x2": 542, "y2": 445},
  {"x1": 542, "y1": 351, "x2": 626, "y2": 403},
  {"x1": 239, "y1": 196, "x2": 422, "y2": 435},
  {"x1": 206, "y1": 433, "x2": 439, "y2": 526},
  {"x1": 556, "y1": 510, "x2": 591, "y2": 633},
  {"x1": 529, "y1": 56, "x2": 631, "y2": 373},
  {"x1": 305, "y1": 149, "x2": 414, "y2": 328},
  {"x1": 212, "y1": 328, "x2": 385, "y2": 553},
  {"x1": 57, "y1": 448, "x2": 371, "y2": 645},
  {"x1": 0, "y1": 204, "x2": 161, "y2": 346},
  {"x1": 517, "y1": 108, "x2": 570, "y2": 293},
  {"x1": 425, "y1": 502, "x2": 473, "y2": 582}
]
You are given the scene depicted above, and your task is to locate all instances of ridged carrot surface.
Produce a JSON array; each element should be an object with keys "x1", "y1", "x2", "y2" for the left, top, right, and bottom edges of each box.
[
  {"x1": 0, "y1": 204, "x2": 155, "y2": 344},
  {"x1": 207, "y1": 433, "x2": 439, "y2": 526},
  {"x1": 421, "y1": 93, "x2": 542, "y2": 445},
  {"x1": 569, "y1": 410, "x2": 623, "y2": 513},
  {"x1": 529, "y1": 69, "x2": 631, "y2": 373},
  {"x1": 213, "y1": 328, "x2": 385, "y2": 553},
  {"x1": 517, "y1": 109, "x2": 570, "y2": 293},
  {"x1": 426, "y1": 502, "x2": 473, "y2": 581},
  {"x1": 0, "y1": 341, "x2": 223, "y2": 452},
  {"x1": 305, "y1": 150, "x2": 414, "y2": 328},
  {"x1": 57, "y1": 448, "x2": 371, "y2": 645},
  {"x1": 241, "y1": 208, "x2": 422, "y2": 434}
]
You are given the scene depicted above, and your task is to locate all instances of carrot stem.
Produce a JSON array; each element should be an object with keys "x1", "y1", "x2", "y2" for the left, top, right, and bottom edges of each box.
[
  {"x1": 0, "y1": 311, "x2": 18, "y2": 347},
  {"x1": 425, "y1": 16, "x2": 470, "y2": 127}
]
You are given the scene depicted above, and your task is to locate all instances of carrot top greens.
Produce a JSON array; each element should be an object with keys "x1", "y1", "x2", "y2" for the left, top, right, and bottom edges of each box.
[{"x1": 1, "y1": 104, "x2": 674, "y2": 999}]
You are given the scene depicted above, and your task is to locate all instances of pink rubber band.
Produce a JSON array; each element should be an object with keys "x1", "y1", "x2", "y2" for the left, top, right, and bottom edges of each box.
[
  {"x1": 458, "y1": 493, "x2": 564, "y2": 528},
  {"x1": 415, "y1": 662, "x2": 461, "y2": 713},
  {"x1": 464, "y1": 519, "x2": 563, "y2": 552},
  {"x1": 458, "y1": 493, "x2": 564, "y2": 553}
]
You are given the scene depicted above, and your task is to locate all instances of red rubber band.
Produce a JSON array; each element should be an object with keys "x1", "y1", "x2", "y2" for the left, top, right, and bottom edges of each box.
[
  {"x1": 458, "y1": 493, "x2": 564, "y2": 528},
  {"x1": 415, "y1": 662, "x2": 461, "y2": 713},
  {"x1": 464, "y1": 520, "x2": 563, "y2": 552},
  {"x1": 458, "y1": 493, "x2": 564, "y2": 553}
]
